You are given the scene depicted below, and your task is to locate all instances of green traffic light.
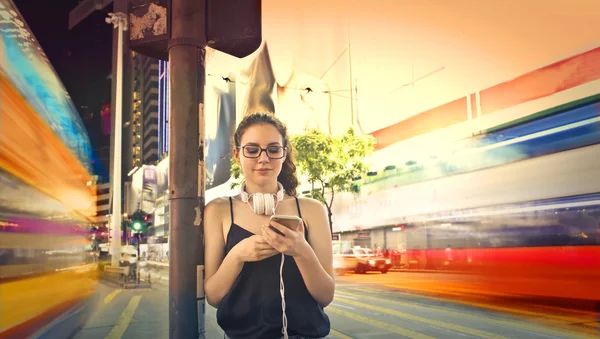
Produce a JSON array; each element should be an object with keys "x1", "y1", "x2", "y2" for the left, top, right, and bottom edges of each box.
[{"x1": 132, "y1": 221, "x2": 142, "y2": 231}]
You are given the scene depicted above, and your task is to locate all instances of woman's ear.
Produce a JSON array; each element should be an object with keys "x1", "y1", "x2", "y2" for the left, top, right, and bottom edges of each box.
[{"x1": 233, "y1": 147, "x2": 240, "y2": 162}]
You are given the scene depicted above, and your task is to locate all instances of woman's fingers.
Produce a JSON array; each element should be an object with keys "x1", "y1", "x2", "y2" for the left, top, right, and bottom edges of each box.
[{"x1": 256, "y1": 248, "x2": 279, "y2": 260}]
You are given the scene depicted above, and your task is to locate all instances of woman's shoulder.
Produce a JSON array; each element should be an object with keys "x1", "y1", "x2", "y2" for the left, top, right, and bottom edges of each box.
[
  {"x1": 205, "y1": 196, "x2": 234, "y2": 213},
  {"x1": 295, "y1": 196, "x2": 327, "y2": 213}
]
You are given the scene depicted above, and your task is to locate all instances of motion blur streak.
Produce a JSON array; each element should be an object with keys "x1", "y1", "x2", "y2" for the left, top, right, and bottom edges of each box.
[{"x1": 1, "y1": 0, "x2": 98, "y2": 337}]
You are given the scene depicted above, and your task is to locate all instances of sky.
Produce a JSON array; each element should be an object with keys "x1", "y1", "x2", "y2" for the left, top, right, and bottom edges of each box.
[
  {"x1": 217, "y1": 0, "x2": 600, "y2": 136},
  {"x1": 13, "y1": 0, "x2": 600, "y2": 137},
  {"x1": 10, "y1": 0, "x2": 600, "y2": 178}
]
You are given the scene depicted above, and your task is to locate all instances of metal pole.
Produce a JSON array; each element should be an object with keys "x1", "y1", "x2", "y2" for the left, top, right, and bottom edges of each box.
[
  {"x1": 196, "y1": 57, "x2": 206, "y2": 339},
  {"x1": 106, "y1": 12, "x2": 128, "y2": 268},
  {"x1": 137, "y1": 233, "x2": 141, "y2": 284},
  {"x1": 347, "y1": 27, "x2": 354, "y2": 129},
  {"x1": 168, "y1": 0, "x2": 206, "y2": 337}
]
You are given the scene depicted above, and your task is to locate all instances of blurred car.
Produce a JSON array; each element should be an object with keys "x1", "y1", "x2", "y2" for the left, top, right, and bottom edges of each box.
[{"x1": 334, "y1": 246, "x2": 392, "y2": 274}]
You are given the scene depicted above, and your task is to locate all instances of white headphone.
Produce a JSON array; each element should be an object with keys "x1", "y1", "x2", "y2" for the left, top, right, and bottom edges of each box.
[{"x1": 240, "y1": 182, "x2": 285, "y2": 215}]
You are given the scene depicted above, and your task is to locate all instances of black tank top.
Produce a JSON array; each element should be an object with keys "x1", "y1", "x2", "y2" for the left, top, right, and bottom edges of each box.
[{"x1": 216, "y1": 197, "x2": 331, "y2": 339}]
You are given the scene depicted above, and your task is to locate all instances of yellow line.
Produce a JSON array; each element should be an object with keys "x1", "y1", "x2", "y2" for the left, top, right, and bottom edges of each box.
[
  {"x1": 349, "y1": 285, "x2": 599, "y2": 336},
  {"x1": 336, "y1": 291, "x2": 591, "y2": 339},
  {"x1": 378, "y1": 284, "x2": 596, "y2": 325},
  {"x1": 330, "y1": 329, "x2": 353, "y2": 339},
  {"x1": 103, "y1": 289, "x2": 122, "y2": 304},
  {"x1": 104, "y1": 296, "x2": 142, "y2": 339},
  {"x1": 327, "y1": 306, "x2": 435, "y2": 339},
  {"x1": 335, "y1": 296, "x2": 506, "y2": 339}
]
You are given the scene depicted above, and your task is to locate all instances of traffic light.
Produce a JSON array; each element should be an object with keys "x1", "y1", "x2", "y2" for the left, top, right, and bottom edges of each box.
[
  {"x1": 131, "y1": 219, "x2": 143, "y2": 231},
  {"x1": 128, "y1": 210, "x2": 149, "y2": 232}
]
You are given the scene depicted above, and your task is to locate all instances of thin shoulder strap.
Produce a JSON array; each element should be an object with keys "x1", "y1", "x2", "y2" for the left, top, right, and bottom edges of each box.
[
  {"x1": 293, "y1": 196, "x2": 303, "y2": 219},
  {"x1": 229, "y1": 197, "x2": 234, "y2": 224}
]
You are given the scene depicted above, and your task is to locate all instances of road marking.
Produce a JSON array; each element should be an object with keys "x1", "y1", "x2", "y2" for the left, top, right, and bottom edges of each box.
[
  {"x1": 104, "y1": 296, "x2": 142, "y2": 339},
  {"x1": 104, "y1": 289, "x2": 122, "y2": 304},
  {"x1": 336, "y1": 290, "x2": 591, "y2": 339},
  {"x1": 330, "y1": 328, "x2": 354, "y2": 339},
  {"x1": 330, "y1": 302, "x2": 355, "y2": 310},
  {"x1": 328, "y1": 306, "x2": 435, "y2": 339},
  {"x1": 375, "y1": 285, "x2": 597, "y2": 327},
  {"x1": 335, "y1": 293, "x2": 358, "y2": 300},
  {"x1": 335, "y1": 296, "x2": 506, "y2": 339}
]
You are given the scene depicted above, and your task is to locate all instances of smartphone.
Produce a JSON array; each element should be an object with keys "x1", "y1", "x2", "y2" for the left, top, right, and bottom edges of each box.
[{"x1": 269, "y1": 214, "x2": 302, "y2": 235}]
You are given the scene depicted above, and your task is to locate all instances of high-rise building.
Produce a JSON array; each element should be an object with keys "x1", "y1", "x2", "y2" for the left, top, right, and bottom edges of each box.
[
  {"x1": 94, "y1": 181, "x2": 111, "y2": 224},
  {"x1": 131, "y1": 54, "x2": 169, "y2": 167},
  {"x1": 131, "y1": 54, "x2": 143, "y2": 169},
  {"x1": 140, "y1": 55, "x2": 159, "y2": 164}
]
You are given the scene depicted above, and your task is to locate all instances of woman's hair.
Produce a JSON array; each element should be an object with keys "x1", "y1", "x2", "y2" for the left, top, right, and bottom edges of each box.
[{"x1": 233, "y1": 112, "x2": 299, "y2": 196}]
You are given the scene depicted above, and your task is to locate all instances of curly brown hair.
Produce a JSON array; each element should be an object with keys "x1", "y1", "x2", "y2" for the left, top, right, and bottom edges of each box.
[{"x1": 233, "y1": 112, "x2": 299, "y2": 196}]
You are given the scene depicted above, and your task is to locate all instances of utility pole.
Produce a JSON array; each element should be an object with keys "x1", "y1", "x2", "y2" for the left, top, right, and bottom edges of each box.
[
  {"x1": 106, "y1": 12, "x2": 128, "y2": 268},
  {"x1": 127, "y1": 1, "x2": 261, "y2": 337},
  {"x1": 168, "y1": 0, "x2": 205, "y2": 337}
]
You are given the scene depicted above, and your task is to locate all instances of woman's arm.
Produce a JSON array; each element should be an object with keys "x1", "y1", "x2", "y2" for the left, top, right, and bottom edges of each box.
[
  {"x1": 203, "y1": 198, "x2": 244, "y2": 307},
  {"x1": 294, "y1": 199, "x2": 335, "y2": 307},
  {"x1": 204, "y1": 198, "x2": 280, "y2": 307}
]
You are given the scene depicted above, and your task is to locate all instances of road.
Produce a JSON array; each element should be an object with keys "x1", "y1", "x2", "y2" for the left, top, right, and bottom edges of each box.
[{"x1": 75, "y1": 271, "x2": 598, "y2": 339}]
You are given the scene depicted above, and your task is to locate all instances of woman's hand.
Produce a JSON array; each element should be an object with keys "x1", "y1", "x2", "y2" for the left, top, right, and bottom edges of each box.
[
  {"x1": 262, "y1": 219, "x2": 309, "y2": 257},
  {"x1": 232, "y1": 235, "x2": 279, "y2": 263}
]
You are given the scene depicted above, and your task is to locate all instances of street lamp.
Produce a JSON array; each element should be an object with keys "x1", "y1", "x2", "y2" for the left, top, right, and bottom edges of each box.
[{"x1": 106, "y1": 12, "x2": 128, "y2": 268}]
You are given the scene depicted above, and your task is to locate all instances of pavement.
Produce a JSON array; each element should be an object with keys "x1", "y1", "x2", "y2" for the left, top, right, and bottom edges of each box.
[{"x1": 71, "y1": 271, "x2": 598, "y2": 339}]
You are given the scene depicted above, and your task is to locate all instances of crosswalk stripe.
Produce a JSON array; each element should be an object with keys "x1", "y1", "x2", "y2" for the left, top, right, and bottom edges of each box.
[
  {"x1": 336, "y1": 290, "x2": 591, "y2": 339},
  {"x1": 103, "y1": 289, "x2": 122, "y2": 305},
  {"x1": 104, "y1": 296, "x2": 142, "y2": 339},
  {"x1": 328, "y1": 306, "x2": 435, "y2": 339},
  {"x1": 335, "y1": 296, "x2": 506, "y2": 339}
]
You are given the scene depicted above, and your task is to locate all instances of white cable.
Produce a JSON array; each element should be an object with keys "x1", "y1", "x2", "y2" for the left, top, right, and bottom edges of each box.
[
  {"x1": 280, "y1": 253, "x2": 288, "y2": 339},
  {"x1": 272, "y1": 205, "x2": 288, "y2": 339}
]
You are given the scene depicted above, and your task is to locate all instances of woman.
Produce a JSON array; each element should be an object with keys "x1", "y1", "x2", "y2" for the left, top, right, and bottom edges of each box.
[{"x1": 204, "y1": 112, "x2": 334, "y2": 339}]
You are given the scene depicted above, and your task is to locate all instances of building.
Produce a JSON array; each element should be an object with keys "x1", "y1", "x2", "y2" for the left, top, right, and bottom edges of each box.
[
  {"x1": 132, "y1": 54, "x2": 168, "y2": 166},
  {"x1": 92, "y1": 180, "x2": 111, "y2": 225}
]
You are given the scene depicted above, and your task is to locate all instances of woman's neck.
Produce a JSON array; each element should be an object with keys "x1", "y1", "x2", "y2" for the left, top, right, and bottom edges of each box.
[{"x1": 244, "y1": 182, "x2": 279, "y2": 195}]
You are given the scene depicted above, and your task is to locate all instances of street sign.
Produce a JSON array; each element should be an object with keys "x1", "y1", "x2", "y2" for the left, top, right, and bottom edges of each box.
[
  {"x1": 128, "y1": 0, "x2": 169, "y2": 60},
  {"x1": 206, "y1": 0, "x2": 262, "y2": 58},
  {"x1": 127, "y1": 0, "x2": 262, "y2": 60}
]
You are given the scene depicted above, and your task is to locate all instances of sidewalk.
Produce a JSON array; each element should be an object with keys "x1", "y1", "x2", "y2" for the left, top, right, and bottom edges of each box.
[{"x1": 75, "y1": 281, "x2": 224, "y2": 338}]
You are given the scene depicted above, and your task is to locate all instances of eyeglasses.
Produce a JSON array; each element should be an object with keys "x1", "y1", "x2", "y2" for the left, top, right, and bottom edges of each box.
[{"x1": 239, "y1": 145, "x2": 286, "y2": 159}]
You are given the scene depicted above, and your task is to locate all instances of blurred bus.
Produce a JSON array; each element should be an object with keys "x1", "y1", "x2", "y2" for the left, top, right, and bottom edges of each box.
[{"x1": 1, "y1": 1, "x2": 99, "y2": 337}]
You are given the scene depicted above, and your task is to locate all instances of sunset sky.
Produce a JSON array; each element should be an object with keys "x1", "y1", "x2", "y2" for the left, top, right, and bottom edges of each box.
[{"x1": 207, "y1": 0, "x2": 600, "y2": 137}]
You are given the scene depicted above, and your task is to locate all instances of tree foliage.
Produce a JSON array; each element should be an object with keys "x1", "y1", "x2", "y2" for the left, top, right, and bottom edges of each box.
[
  {"x1": 230, "y1": 157, "x2": 244, "y2": 190},
  {"x1": 291, "y1": 128, "x2": 375, "y2": 230}
]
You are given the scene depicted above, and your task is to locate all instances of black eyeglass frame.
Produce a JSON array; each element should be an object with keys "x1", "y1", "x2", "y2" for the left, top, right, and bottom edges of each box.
[{"x1": 237, "y1": 145, "x2": 287, "y2": 159}]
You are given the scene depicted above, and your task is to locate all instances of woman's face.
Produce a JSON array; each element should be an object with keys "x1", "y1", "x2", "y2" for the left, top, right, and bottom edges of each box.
[{"x1": 235, "y1": 123, "x2": 286, "y2": 186}]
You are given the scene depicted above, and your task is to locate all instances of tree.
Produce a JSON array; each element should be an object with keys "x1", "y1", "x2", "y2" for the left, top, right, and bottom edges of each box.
[
  {"x1": 229, "y1": 157, "x2": 244, "y2": 190},
  {"x1": 292, "y1": 128, "x2": 375, "y2": 231}
]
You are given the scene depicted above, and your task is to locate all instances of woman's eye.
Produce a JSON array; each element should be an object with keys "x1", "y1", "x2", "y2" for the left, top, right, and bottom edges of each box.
[
  {"x1": 267, "y1": 147, "x2": 281, "y2": 153},
  {"x1": 246, "y1": 147, "x2": 259, "y2": 154}
]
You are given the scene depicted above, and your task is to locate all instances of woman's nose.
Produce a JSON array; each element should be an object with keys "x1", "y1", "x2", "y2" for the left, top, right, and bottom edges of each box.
[{"x1": 257, "y1": 150, "x2": 270, "y2": 163}]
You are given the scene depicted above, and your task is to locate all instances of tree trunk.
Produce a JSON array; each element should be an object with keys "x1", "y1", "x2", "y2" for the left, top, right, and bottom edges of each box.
[
  {"x1": 327, "y1": 187, "x2": 335, "y2": 233},
  {"x1": 325, "y1": 203, "x2": 333, "y2": 233}
]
